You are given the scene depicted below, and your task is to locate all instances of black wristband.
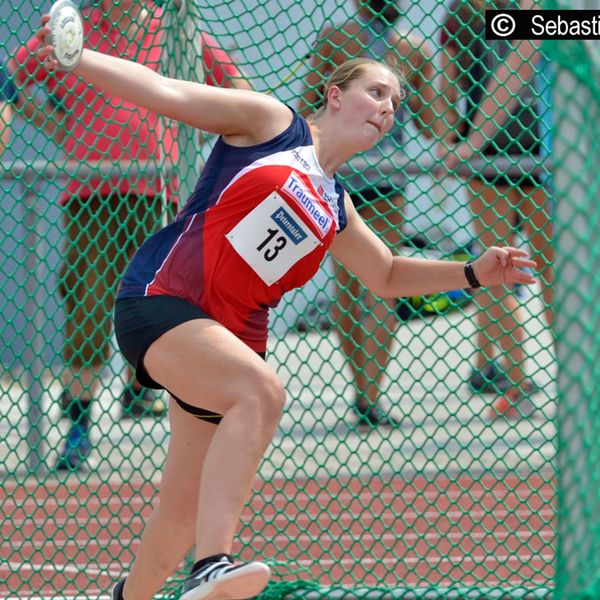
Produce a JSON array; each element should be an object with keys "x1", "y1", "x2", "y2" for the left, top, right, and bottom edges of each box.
[{"x1": 464, "y1": 261, "x2": 481, "y2": 289}]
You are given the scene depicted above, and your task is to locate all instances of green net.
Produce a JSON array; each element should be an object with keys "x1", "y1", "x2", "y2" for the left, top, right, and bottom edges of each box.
[
  {"x1": 0, "y1": 0, "x2": 593, "y2": 598},
  {"x1": 542, "y1": 2, "x2": 600, "y2": 597}
]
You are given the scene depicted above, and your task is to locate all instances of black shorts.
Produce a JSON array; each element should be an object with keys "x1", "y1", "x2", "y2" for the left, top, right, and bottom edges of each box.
[
  {"x1": 114, "y1": 295, "x2": 210, "y2": 390},
  {"x1": 114, "y1": 295, "x2": 266, "y2": 424}
]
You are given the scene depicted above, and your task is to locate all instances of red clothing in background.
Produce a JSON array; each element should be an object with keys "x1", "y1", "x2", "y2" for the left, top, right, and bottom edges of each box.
[{"x1": 11, "y1": 5, "x2": 242, "y2": 202}]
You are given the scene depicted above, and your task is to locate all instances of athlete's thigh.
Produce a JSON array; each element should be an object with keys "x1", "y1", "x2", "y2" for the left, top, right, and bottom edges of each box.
[{"x1": 143, "y1": 318, "x2": 278, "y2": 416}]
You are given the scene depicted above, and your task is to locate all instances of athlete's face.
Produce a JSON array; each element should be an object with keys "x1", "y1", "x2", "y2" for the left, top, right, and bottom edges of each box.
[{"x1": 337, "y1": 66, "x2": 401, "y2": 149}]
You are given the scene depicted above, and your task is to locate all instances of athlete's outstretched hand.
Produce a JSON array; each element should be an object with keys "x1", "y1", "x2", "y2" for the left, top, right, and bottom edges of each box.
[{"x1": 471, "y1": 247, "x2": 536, "y2": 288}]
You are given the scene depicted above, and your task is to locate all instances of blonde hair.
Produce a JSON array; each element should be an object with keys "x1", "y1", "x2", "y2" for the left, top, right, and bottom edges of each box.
[{"x1": 311, "y1": 57, "x2": 406, "y2": 117}]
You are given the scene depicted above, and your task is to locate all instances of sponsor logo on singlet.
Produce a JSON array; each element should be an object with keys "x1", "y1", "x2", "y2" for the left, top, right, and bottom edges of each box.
[
  {"x1": 282, "y1": 173, "x2": 332, "y2": 238},
  {"x1": 318, "y1": 185, "x2": 337, "y2": 206},
  {"x1": 291, "y1": 149, "x2": 311, "y2": 172},
  {"x1": 271, "y1": 207, "x2": 307, "y2": 245}
]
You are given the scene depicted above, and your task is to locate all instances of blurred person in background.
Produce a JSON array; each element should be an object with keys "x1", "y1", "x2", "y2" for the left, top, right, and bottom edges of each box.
[
  {"x1": 300, "y1": 0, "x2": 446, "y2": 428},
  {"x1": 438, "y1": 0, "x2": 553, "y2": 418},
  {"x1": 9, "y1": 0, "x2": 250, "y2": 471}
]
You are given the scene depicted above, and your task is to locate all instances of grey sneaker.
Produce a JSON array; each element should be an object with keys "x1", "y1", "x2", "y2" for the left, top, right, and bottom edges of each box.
[{"x1": 181, "y1": 554, "x2": 270, "y2": 600}]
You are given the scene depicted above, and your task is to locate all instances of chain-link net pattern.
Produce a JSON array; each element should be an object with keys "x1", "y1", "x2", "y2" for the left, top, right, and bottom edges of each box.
[
  {"x1": 0, "y1": 0, "x2": 584, "y2": 598},
  {"x1": 543, "y1": 1, "x2": 600, "y2": 597}
]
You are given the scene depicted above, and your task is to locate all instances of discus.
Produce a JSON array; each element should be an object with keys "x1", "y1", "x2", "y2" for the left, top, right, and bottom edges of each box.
[{"x1": 48, "y1": 0, "x2": 84, "y2": 72}]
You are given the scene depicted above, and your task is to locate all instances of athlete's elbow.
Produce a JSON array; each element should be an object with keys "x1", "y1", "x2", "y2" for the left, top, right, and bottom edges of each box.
[{"x1": 362, "y1": 275, "x2": 395, "y2": 299}]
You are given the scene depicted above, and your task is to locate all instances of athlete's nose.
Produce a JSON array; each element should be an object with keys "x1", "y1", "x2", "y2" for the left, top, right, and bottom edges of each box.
[{"x1": 381, "y1": 96, "x2": 394, "y2": 117}]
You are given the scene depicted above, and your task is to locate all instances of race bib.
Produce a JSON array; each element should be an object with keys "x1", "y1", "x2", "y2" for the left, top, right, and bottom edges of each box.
[{"x1": 226, "y1": 192, "x2": 322, "y2": 285}]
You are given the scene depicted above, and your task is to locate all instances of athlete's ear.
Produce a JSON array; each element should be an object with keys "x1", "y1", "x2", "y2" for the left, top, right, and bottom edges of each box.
[{"x1": 326, "y1": 85, "x2": 342, "y2": 111}]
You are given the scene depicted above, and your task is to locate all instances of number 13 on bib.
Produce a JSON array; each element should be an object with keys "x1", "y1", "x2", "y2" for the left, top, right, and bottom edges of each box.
[{"x1": 226, "y1": 192, "x2": 322, "y2": 286}]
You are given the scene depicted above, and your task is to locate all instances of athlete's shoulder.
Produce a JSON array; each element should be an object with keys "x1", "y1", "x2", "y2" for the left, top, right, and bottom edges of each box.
[{"x1": 281, "y1": 108, "x2": 313, "y2": 145}]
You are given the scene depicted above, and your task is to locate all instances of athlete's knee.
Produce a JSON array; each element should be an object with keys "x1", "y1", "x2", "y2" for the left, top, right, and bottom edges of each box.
[
  {"x1": 243, "y1": 370, "x2": 286, "y2": 428},
  {"x1": 257, "y1": 372, "x2": 286, "y2": 418}
]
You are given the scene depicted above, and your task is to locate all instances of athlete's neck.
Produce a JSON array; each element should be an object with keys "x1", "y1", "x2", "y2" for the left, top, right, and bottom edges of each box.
[{"x1": 308, "y1": 117, "x2": 365, "y2": 177}]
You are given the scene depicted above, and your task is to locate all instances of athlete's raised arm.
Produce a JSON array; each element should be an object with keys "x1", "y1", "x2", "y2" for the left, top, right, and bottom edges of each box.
[{"x1": 35, "y1": 15, "x2": 292, "y2": 146}]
